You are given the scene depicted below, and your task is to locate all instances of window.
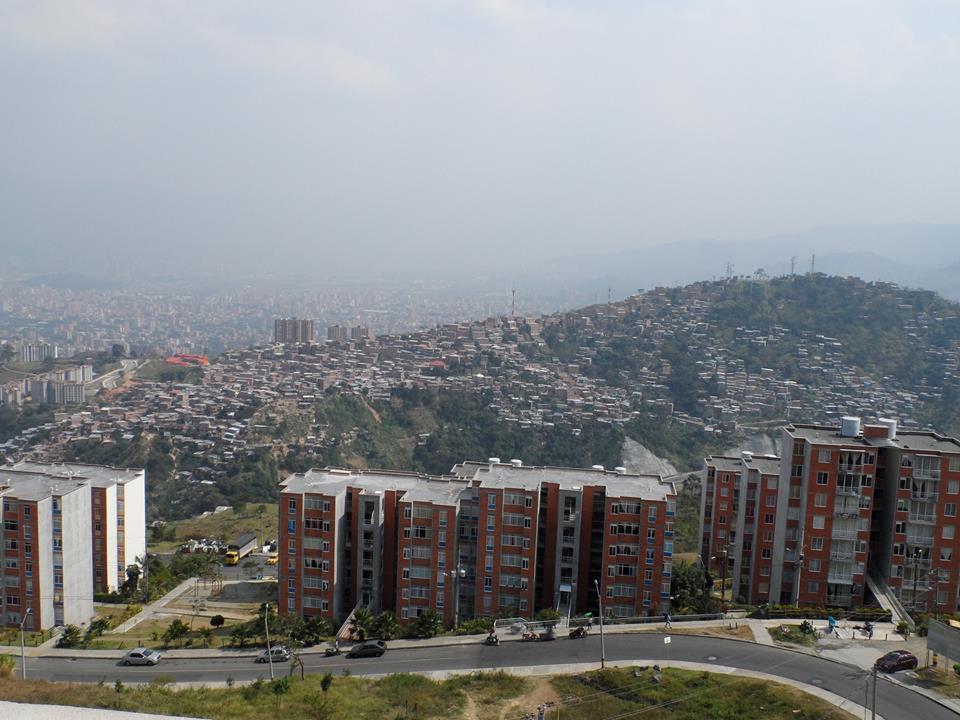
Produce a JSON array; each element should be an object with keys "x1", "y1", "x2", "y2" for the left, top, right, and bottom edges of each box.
[
  {"x1": 892, "y1": 544, "x2": 904, "y2": 556},
  {"x1": 814, "y1": 494, "x2": 827, "y2": 508},
  {"x1": 816, "y1": 472, "x2": 829, "y2": 485},
  {"x1": 812, "y1": 515, "x2": 825, "y2": 529},
  {"x1": 487, "y1": 495, "x2": 497, "y2": 510},
  {"x1": 944, "y1": 526, "x2": 956, "y2": 540},
  {"x1": 765, "y1": 495, "x2": 776, "y2": 507},
  {"x1": 647, "y1": 528, "x2": 656, "y2": 541},
  {"x1": 950, "y1": 458, "x2": 960, "y2": 473},
  {"x1": 941, "y1": 548, "x2": 953, "y2": 562},
  {"x1": 764, "y1": 513, "x2": 774, "y2": 524},
  {"x1": 760, "y1": 566, "x2": 770, "y2": 576},
  {"x1": 811, "y1": 537, "x2": 824, "y2": 550},
  {"x1": 790, "y1": 485, "x2": 802, "y2": 499},
  {"x1": 720, "y1": 486, "x2": 729, "y2": 497},
  {"x1": 767, "y1": 477, "x2": 778, "y2": 490},
  {"x1": 807, "y1": 581, "x2": 820, "y2": 593},
  {"x1": 808, "y1": 559, "x2": 821, "y2": 572},
  {"x1": 950, "y1": 480, "x2": 960, "y2": 495},
  {"x1": 763, "y1": 530, "x2": 773, "y2": 542},
  {"x1": 818, "y1": 449, "x2": 831, "y2": 463},
  {"x1": 792, "y1": 464, "x2": 804, "y2": 478},
  {"x1": 947, "y1": 504, "x2": 957, "y2": 518},
  {"x1": 288, "y1": 498, "x2": 297, "y2": 514},
  {"x1": 761, "y1": 548, "x2": 771, "y2": 559},
  {"x1": 287, "y1": 520, "x2": 296, "y2": 533}
]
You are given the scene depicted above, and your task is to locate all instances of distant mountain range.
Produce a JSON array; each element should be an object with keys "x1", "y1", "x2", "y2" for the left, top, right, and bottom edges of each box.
[{"x1": 536, "y1": 223, "x2": 960, "y2": 301}]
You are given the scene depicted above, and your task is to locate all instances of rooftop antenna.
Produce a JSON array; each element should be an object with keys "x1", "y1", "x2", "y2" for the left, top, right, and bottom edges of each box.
[
  {"x1": 810, "y1": 254, "x2": 816, "y2": 274},
  {"x1": 607, "y1": 287, "x2": 612, "y2": 305},
  {"x1": 511, "y1": 288, "x2": 516, "y2": 317},
  {"x1": 790, "y1": 256, "x2": 797, "y2": 276},
  {"x1": 725, "y1": 262, "x2": 734, "y2": 279}
]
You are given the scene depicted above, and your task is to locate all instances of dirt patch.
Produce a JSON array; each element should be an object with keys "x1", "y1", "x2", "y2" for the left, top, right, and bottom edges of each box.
[
  {"x1": 497, "y1": 677, "x2": 560, "y2": 720},
  {"x1": 624, "y1": 624, "x2": 754, "y2": 640}
]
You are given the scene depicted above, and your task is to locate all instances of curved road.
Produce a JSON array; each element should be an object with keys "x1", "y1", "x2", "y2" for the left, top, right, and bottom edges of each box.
[{"x1": 25, "y1": 633, "x2": 955, "y2": 719}]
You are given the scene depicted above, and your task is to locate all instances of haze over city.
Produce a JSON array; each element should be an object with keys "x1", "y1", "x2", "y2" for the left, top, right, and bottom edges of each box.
[{"x1": 3, "y1": 0, "x2": 960, "y2": 284}]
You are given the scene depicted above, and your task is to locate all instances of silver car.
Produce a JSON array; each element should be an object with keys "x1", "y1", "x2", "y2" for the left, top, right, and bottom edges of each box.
[
  {"x1": 256, "y1": 645, "x2": 291, "y2": 663},
  {"x1": 121, "y1": 648, "x2": 162, "y2": 666}
]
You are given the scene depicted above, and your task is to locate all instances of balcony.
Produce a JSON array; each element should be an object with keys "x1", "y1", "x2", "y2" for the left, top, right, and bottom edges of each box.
[
  {"x1": 913, "y1": 469, "x2": 941, "y2": 481},
  {"x1": 827, "y1": 593, "x2": 852, "y2": 606},
  {"x1": 911, "y1": 491, "x2": 938, "y2": 502},
  {"x1": 906, "y1": 535, "x2": 934, "y2": 547},
  {"x1": 838, "y1": 463, "x2": 863, "y2": 472},
  {"x1": 830, "y1": 550, "x2": 855, "y2": 561},
  {"x1": 828, "y1": 571, "x2": 854, "y2": 585},
  {"x1": 908, "y1": 514, "x2": 936, "y2": 525},
  {"x1": 836, "y1": 486, "x2": 860, "y2": 497},
  {"x1": 832, "y1": 529, "x2": 858, "y2": 540},
  {"x1": 563, "y1": 512, "x2": 578, "y2": 523}
]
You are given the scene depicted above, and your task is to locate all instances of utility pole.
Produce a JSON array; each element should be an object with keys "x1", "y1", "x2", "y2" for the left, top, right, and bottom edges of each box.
[
  {"x1": 594, "y1": 579, "x2": 606, "y2": 669},
  {"x1": 264, "y1": 603, "x2": 275, "y2": 680},
  {"x1": 794, "y1": 529, "x2": 805, "y2": 607},
  {"x1": 19, "y1": 608, "x2": 32, "y2": 681}
]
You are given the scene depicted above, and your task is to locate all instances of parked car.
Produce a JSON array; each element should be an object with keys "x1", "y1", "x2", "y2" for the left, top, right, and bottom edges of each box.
[
  {"x1": 121, "y1": 648, "x2": 162, "y2": 666},
  {"x1": 347, "y1": 639, "x2": 387, "y2": 658},
  {"x1": 256, "y1": 645, "x2": 290, "y2": 663},
  {"x1": 875, "y1": 650, "x2": 918, "y2": 673}
]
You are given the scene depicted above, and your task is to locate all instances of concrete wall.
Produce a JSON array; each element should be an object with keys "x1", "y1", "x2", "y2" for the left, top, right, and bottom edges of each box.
[
  {"x1": 121, "y1": 472, "x2": 147, "y2": 590},
  {"x1": 59, "y1": 484, "x2": 93, "y2": 626}
]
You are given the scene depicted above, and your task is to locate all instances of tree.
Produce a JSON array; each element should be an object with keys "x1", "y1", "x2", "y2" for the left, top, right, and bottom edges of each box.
[
  {"x1": 56, "y1": 625, "x2": 82, "y2": 649},
  {"x1": 120, "y1": 564, "x2": 141, "y2": 598},
  {"x1": 372, "y1": 611, "x2": 400, "y2": 640},
  {"x1": 413, "y1": 610, "x2": 443, "y2": 639},
  {"x1": 231, "y1": 623, "x2": 253, "y2": 648},
  {"x1": 271, "y1": 675, "x2": 292, "y2": 710},
  {"x1": 41, "y1": 356, "x2": 56, "y2": 372},
  {"x1": 670, "y1": 561, "x2": 717, "y2": 614},
  {"x1": 0, "y1": 344, "x2": 14, "y2": 363},
  {"x1": 210, "y1": 614, "x2": 225, "y2": 629},
  {"x1": 350, "y1": 608, "x2": 374, "y2": 642},
  {"x1": 111, "y1": 344, "x2": 125, "y2": 358},
  {"x1": 162, "y1": 618, "x2": 190, "y2": 648},
  {"x1": 198, "y1": 626, "x2": 214, "y2": 648}
]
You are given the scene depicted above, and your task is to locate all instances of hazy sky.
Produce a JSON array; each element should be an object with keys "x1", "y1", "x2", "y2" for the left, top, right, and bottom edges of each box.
[{"x1": 2, "y1": 1, "x2": 960, "y2": 274}]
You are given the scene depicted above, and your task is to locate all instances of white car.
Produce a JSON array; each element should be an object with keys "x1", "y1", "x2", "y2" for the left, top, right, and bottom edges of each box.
[
  {"x1": 256, "y1": 646, "x2": 291, "y2": 663},
  {"x1": 121, "y1": 648, "x2": 162, "y2": 666}
]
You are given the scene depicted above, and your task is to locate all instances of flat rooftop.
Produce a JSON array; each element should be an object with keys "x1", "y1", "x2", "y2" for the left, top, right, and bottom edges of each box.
[
  {"x1": 8, "y1": 461, "x2": 143, "y2": 487},
  {"x1": 280, "y1": 467, "x2": 467, "y2": 503},
  {"x1": 452, "y1": 461, "x2": 675, "y2": 501},
  {"x1": 0, "y1": 469, "x2": 88, "y2": 502},
  {"x1": 787, "y1": 424, "x2": 960, "y2": 454}
]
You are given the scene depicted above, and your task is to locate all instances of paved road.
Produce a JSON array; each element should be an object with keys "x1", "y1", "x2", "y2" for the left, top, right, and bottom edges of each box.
[{"x1": 24, "y1": 633, "x2": 956, "y2": 719}]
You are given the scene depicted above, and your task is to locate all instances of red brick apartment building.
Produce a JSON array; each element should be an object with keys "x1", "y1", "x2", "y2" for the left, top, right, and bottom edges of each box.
[
  {"x1": 700, "y1": 417, "x2": 960, "y2": 614},
  {"x1": 280, "y1": 460, "x2": 676, "y2": 626}
]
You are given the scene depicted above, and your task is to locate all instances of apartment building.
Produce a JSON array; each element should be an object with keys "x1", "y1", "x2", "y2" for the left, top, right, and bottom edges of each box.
[
  {"x1": 280, "y1": 461, "x2": 676, "y2": 627},
  {"x1": 0, "y1": 470, "x2": 93, "y2": 629},
  {"x1": 8, "y1": 462, "x2": 147, "y2": 593},
  {"x1": 274, "y1": 318, "x2": 315, "y2": 344},
  {"x1": 700, "y1": 417, "x2": 960, "y2": 614}
]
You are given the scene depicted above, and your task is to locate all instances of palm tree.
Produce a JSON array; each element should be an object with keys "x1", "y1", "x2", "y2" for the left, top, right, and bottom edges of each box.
[
  {"x1": 414, "y1": 610, "x2": 443, "y2": 639},
  {"x1": 198, "y1": 626, "x2": 214, "y2": 648},
  {"x1": 373, "y1": 611, "x2": 400, "y2": 640},
  {"x1": 231, "y1": 623, "x2": 253, "y2": 648},
  {"x1": 349, "y1": 608, "x2": 374, "y2": 642}
]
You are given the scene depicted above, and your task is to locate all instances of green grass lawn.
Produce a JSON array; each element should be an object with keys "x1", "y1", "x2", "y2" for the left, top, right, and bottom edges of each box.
[
  {"x1": 0, "y1": 666, "x2": 855, "y2": 720},
  {"x1": 768, "y1": 623, "x2": 818, "y2": 646}
]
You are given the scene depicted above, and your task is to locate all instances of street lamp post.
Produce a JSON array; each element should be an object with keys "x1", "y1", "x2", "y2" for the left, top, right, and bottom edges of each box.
[
  {"x1": 263, "y1": 603, "x2": 275, "y2": 681},
  {"x1": 19, "y1": 608, "x2": 32, "y2": 681},
  {"x1": 594, "y1": 579, "x2": 606, "y2": 669}
]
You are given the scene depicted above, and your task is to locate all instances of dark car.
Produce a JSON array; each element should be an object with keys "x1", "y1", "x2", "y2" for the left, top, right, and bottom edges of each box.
[
  {"x1": 874, "y1": 650, "x2": 918, "y2": 673},
  {"x1": 347, "y1": 639, "x2": 387, "y2": 658}
]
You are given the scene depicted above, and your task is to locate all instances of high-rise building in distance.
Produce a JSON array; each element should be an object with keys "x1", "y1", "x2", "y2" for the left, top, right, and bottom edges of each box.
[{"x1": 274, "y1": 318, "x2": 315, "y2": 344}]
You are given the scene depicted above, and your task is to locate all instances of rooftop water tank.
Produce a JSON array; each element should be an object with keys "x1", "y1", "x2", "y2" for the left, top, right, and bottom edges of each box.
[
  {"x1": 488, "y1": 457, "x2": 501, "y2": 465},
  {"x1": 878, "y1": 417, "x2": 898, "y2": 440},
  {"x1": 614, "y1": 466, "x2": 627, "y2": 474},
  {"x1": 510, "y1": 459, "x2": 523, "y2": 467},
  {"x1": 741, "y1": 451, "x2": 754, "y2": 464},
  {"x1": 591, "y1": 464, "x2": 605, "y2": 471},
  {"x1": 840, "y1": 416, "x2": 862, "y2": 438}
]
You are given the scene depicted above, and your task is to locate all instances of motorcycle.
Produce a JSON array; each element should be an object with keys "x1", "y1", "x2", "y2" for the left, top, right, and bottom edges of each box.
[
  {"x1": 483, "y1": 634, "x2": 500, "y2": 646},
  {"x1": 521, "y1": 631, "x2": 540, "y2": 642},
  {"x1": 323, "y1": 646, "x2": 342, "y2": 657},
  {"x1": 569, "y1": 626, "x2": 588, "y2": 639}
]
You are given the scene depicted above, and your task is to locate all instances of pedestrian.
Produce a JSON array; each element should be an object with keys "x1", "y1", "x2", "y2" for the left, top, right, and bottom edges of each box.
[
  {"x1": 537, "y1": 704, "x2": 546, "y2": 720},
  {"x1": 664, "y1": 612, "x2": 672, "y2": 629}
]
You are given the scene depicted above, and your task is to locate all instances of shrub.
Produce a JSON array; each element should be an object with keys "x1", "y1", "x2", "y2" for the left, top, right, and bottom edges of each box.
[
  {"x1": 0, "y1": 654, "x2": 15, "y2": 678},
  {"x1": 896, "y1": 620, "x2": 911, "y2": 637}
]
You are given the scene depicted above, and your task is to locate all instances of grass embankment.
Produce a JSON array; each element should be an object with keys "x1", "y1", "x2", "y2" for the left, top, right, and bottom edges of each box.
[
  {"x1": 0, "y1": 667, "x2": 855, "y2": 720},
  {"x1": 151, "y1": 505, "x2": 278, "y2": 553},
  {"x1": 0, "y1": 670, "x2": 528, "y2": 720},
  {"x1": 135, "y1": 359, "x2": 204, "y2": 384},
  {"x1": 915, "y1": 667, "x2": 960, "y2": 698}
]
